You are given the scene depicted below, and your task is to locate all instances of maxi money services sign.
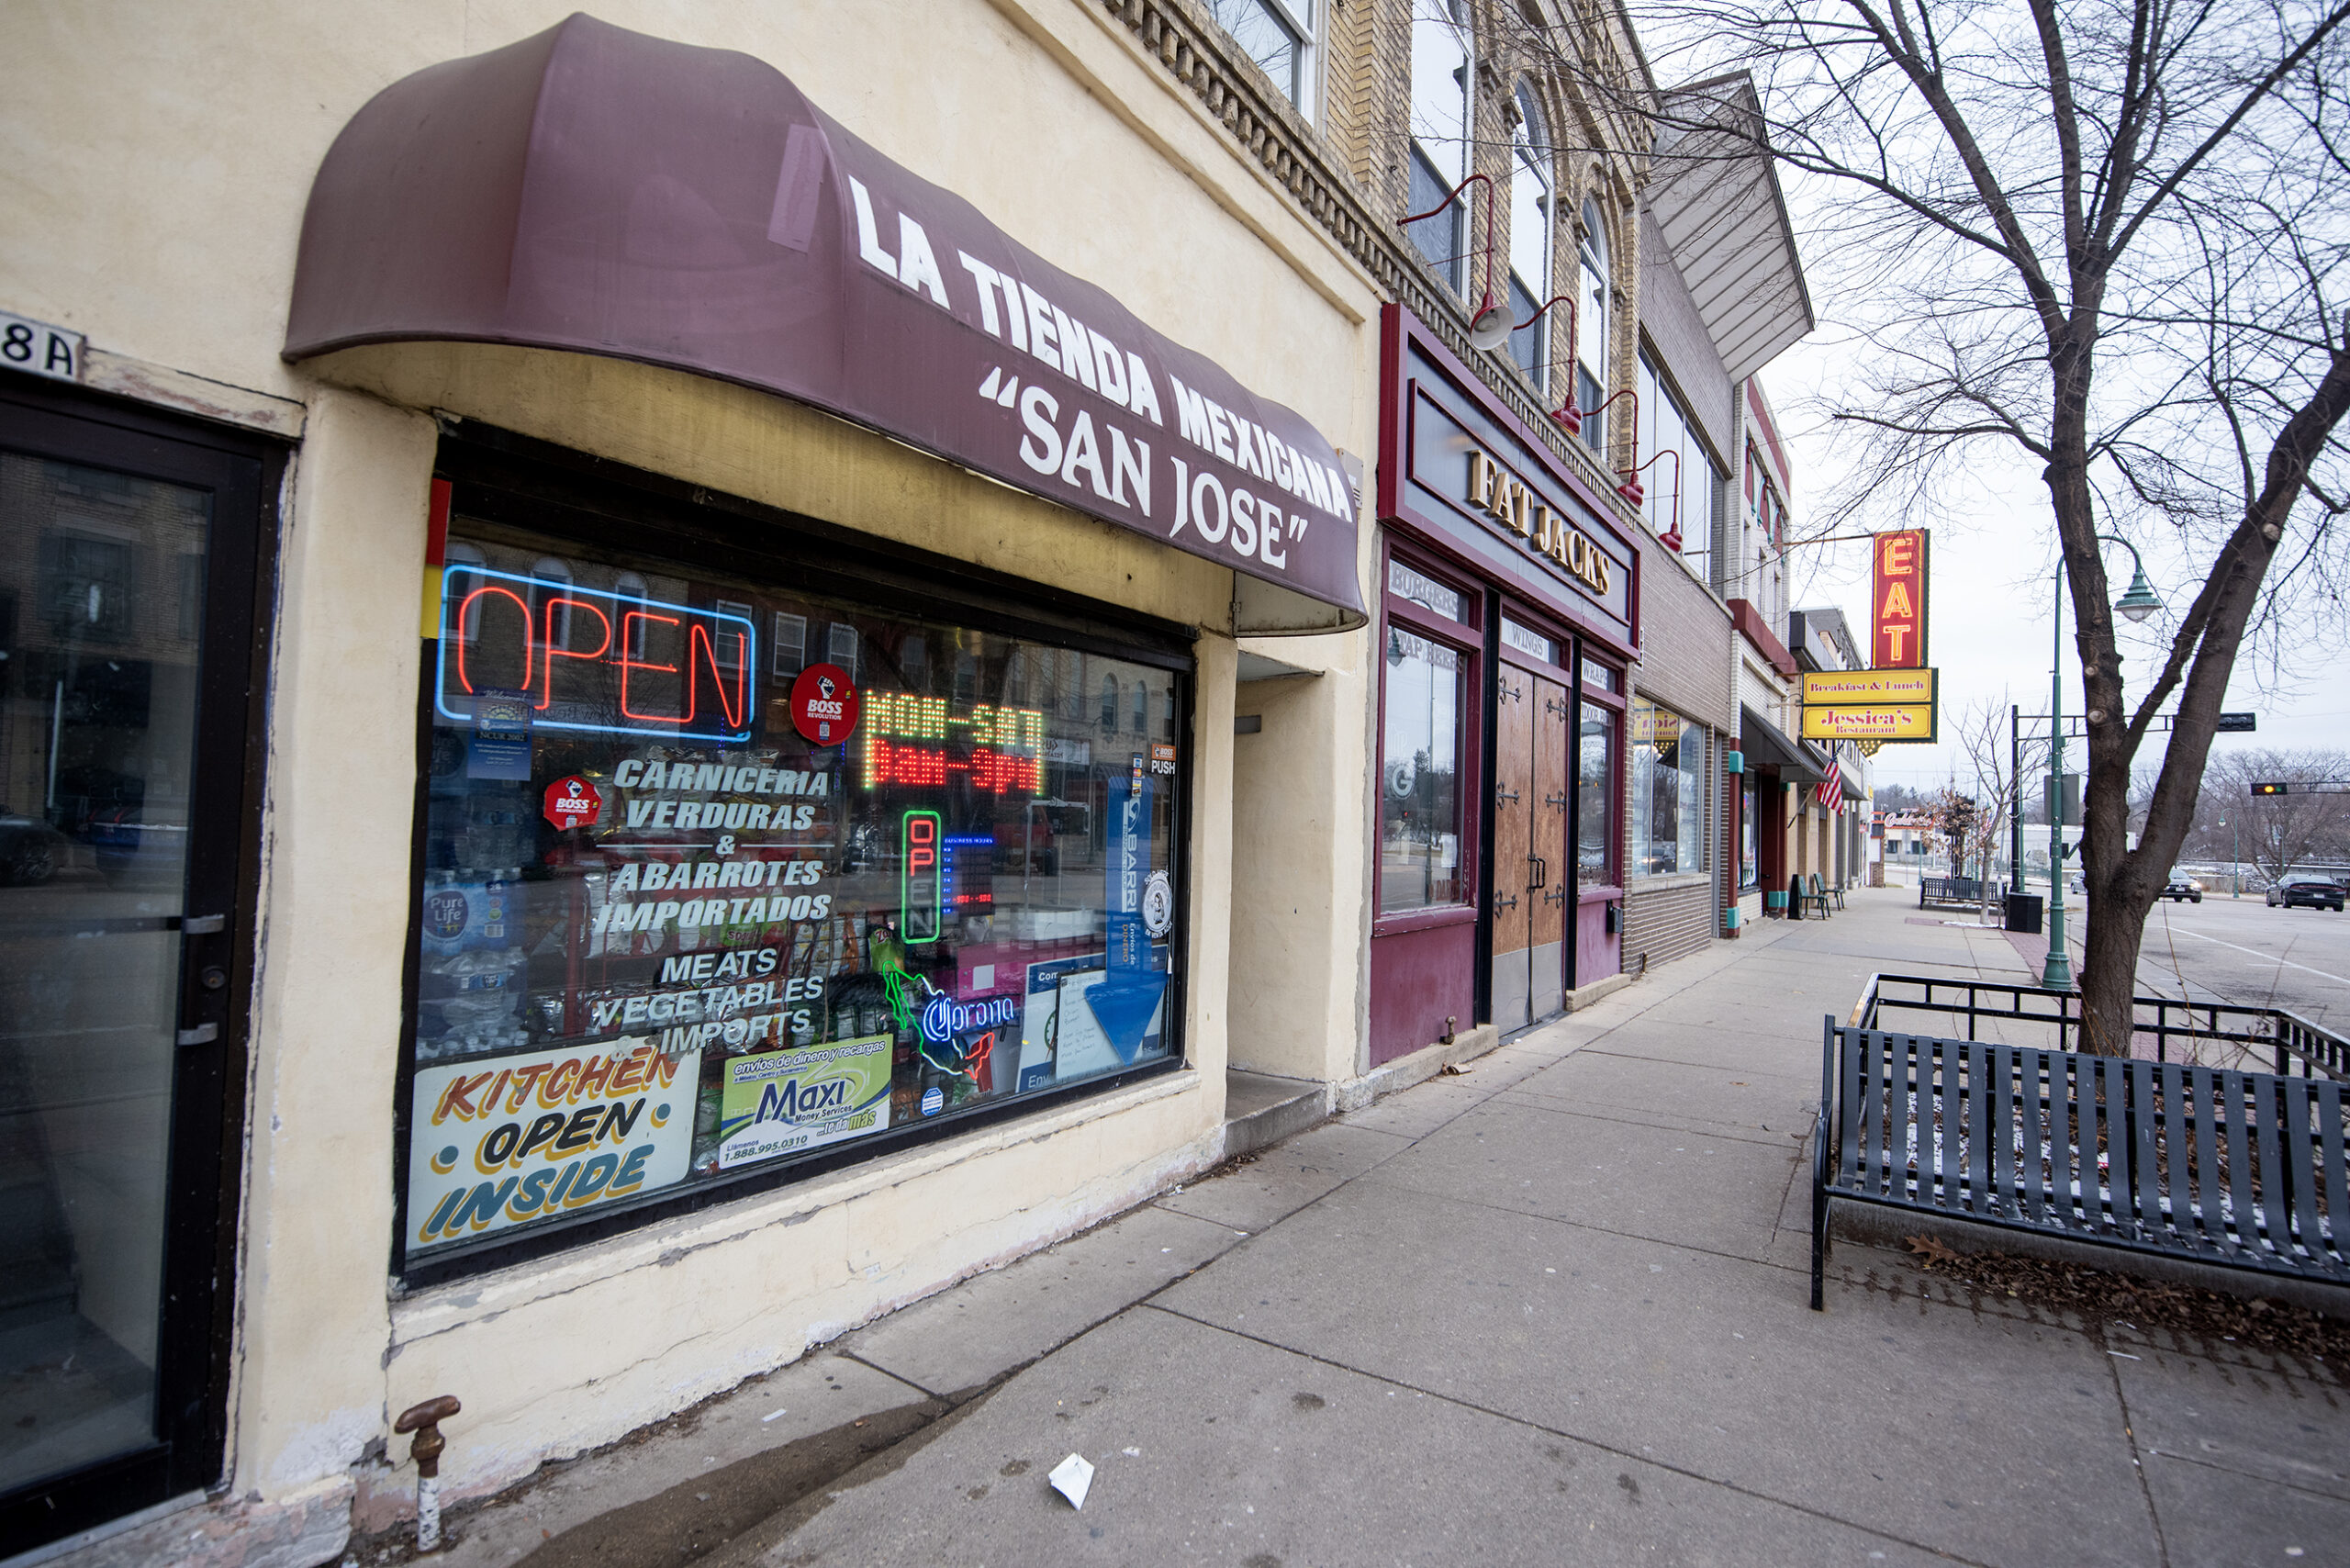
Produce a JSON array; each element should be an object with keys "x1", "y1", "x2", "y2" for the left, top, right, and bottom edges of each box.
[{"x1": 284, "y1": 13, "x2": 1365, "y2": 631}]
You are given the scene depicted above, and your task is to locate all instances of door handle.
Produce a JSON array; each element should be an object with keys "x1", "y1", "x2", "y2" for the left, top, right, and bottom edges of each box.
[
  {"x1": 1528, "y1": 855, "x2": 1546, "y2": 889},
  {"x1": 176, "y1": 1024, "x2": 218, "y2": 1047}
]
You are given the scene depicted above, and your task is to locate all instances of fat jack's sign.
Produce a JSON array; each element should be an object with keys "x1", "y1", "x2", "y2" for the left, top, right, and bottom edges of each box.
[{"x1": 284, "y1": 15, "x2": 1363, "y2": 629}]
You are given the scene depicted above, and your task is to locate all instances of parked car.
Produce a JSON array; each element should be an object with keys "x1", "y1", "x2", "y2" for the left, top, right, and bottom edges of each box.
[
  {"x1": 2161, "y1": 872, "x2": 2203, "y2": 903},
  {"x1": 0, "y1": 813, "x2": 71, "y2": 887},
  {"x1": 2267, "y1": 878, "x2": 2346, "y2": 912}
]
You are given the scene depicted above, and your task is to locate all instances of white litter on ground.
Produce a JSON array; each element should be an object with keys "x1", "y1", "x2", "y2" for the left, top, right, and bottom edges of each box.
[{"x1": 1049, "y1": 1452, "x2": 1095, "y2": 1510}]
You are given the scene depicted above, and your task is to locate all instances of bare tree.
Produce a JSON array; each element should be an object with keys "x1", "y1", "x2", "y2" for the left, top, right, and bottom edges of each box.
[
  {"x1": 1952, "y1": 695, "x2": 2045, "y2": 919},
  {"x1": 1494, "y1": 0, "x2": 2350, "y2": 1051},
  {"x1": 2193, "y1": 748, "x2": 2350, "y2": 879}
]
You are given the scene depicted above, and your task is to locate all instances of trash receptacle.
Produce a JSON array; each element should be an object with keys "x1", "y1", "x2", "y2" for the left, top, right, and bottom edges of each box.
[{"x1": 2005, "y1": 891, "x2": 2043, "y2": 935}]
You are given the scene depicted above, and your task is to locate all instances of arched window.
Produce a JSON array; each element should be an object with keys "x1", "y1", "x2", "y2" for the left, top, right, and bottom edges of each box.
[
  {"x1": 1507, "y1": 86, "x2": 1552, "y2": 389},
  {"x1": 444, "y1": 542, "x2": 487, "y2": 644},
  {"x1": 530, "y1": 556, "x2": 573, "y2": 650},
  {"x1": 1163, "y1": 688, "x2": 1178, "y2": 740},
  {"x1": 1576, "y1": 197, "x2": 1610, "y2": 452},
  {"x1": 614, "y1": 572, "x2": 649, "y2": 660},
  {"x1": 1132, "y1": 679, "x2": 1149, "y2": 735},
  {"x1": 1100, "y1": 675, "x2": 1121, "y2": 732},
  {"x1": 1405, "y1": 0, "x2": 1471, "y2": 293}
]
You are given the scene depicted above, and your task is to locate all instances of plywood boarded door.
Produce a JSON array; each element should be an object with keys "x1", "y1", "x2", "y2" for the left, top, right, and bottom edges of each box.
[
  {"x1": 1530, "y1": 672, "x2": 1571, "y2": 1018},
  {"x1": 1490, "y1": 666, "x2": 1533, "y2": 1030}
]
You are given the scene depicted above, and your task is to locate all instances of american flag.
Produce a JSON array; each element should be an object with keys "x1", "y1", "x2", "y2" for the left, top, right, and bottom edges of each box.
[{"x1": 1817, "y1": 755, "x2": 1843, "y2": 815}]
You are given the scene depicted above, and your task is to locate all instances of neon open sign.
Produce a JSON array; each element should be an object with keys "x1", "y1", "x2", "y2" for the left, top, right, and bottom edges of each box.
[
  {"x1": 436, "y1": 566, "x2": 756, "y2": 743},
  {"x1": 902, "y1": 810, "x2": 942, "y2": 944}
]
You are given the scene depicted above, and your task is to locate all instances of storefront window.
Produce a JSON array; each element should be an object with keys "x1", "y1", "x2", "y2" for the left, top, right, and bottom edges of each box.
[
  {"x1": 1381, "y1": 624, "x2": 1464, "y2": 911},
  {"x1": 1739, "y1": 773, "x2": 1758, "y2": 890},
  {"x1": 403, "y1": 516, "x2": 1183, "y2": 1266},
  {"x1": 1629, "y1": 698, "x2": 1706, "y2": 876},
  {"x1": 1577, "y1": 700, "x2": 1615, "y2": 879}
]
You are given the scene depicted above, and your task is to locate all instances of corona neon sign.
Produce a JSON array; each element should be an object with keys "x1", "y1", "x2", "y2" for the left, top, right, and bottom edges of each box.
[{"x1": 435, "y1": 566, "x2": 755, "y2": 743}]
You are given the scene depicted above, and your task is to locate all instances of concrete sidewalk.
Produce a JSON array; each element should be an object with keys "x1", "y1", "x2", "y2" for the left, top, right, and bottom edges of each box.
[{"x1": 427, "y1": 890, "x2": 2345, "y2": 1567}]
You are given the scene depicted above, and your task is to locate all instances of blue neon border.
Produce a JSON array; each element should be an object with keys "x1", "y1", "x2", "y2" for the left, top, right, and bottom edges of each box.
[{"x1": 433, "y1": 564, "x2": 758, "y2": 743}]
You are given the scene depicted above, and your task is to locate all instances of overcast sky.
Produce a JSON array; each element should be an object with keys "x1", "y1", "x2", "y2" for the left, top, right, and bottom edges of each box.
[{"x1": 1755, "y1": 224, "x2": 2344, "y2": 801}]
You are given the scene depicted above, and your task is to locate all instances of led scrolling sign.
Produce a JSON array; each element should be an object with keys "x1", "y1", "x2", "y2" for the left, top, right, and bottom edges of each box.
[{"x1": 437, "y1": 566, "x2": 757, "y2": 744}]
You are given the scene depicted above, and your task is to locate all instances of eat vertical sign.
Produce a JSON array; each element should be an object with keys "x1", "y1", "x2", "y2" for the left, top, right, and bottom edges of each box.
[{"x1": 1873, "y1": 530, "x2": 1928, "y2": 667}]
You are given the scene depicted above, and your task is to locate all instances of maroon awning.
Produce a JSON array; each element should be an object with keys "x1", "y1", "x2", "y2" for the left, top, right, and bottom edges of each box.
[{"x1": 286, "y1": 14, "x2": 1365, "y2": 629}]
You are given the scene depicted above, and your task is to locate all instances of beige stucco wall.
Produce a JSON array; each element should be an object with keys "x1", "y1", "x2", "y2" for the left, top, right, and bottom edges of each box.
[{"x1": 0, "y1": 0, "x2": 1382, "y2": 1520}]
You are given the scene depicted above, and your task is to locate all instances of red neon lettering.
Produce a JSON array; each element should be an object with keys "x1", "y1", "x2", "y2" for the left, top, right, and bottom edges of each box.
[
  {"x1": 453, "y1": 586, "x2": 532, "y2": 695},
  {"x1": 541, "y1": 598, "x2": 612, "y2": 711},
  {"x1": 619, "y1": 611, "x2": 686, "y2": 722},
  {"x1": 688, "y1": 623, "x2": 749, "y2": 731}
]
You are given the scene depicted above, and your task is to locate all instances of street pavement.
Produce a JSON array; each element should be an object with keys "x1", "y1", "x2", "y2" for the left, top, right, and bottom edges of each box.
[
  {"x1": 453, "y1": 889, "x2": 2349, "y2": 1568},
  {"x1": 2135, "y1": 890, "x2": 2350, "y2": 1032}
]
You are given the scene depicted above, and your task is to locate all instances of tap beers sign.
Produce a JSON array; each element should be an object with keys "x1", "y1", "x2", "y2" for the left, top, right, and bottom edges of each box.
[{"x1": 1872, "y1": 530, "x2": 1929, "y2": 667}]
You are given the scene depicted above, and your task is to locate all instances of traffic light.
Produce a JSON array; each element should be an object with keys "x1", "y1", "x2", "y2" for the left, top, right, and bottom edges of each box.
[{"x1": 2252, "y1": 781, "x2": 2289, "y2": 796}]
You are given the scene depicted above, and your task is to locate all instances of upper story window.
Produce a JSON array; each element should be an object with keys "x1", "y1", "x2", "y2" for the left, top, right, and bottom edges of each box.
[
  {"x1": 1634, "y1": 353, "x2": 1725, "y2": 547},
  {"x1": 1506, "y1": 87, "x2": 1552, "y2": 390},
  {"x1": 1405, "y1": 0, "x2": 1471, "y2": 294},
  {"x1": 1575, "y1": 198, "x2": 1610, "y2": 453},
  {"x1": 1209, "y1": 0, "x2": 1314, "y2": 111}
]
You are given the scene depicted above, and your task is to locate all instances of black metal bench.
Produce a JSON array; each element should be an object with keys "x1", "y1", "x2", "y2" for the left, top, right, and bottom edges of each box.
[
  {"x1": 1917, "y1": 877, "x2": 1984, "y2": 910},
  {"x1": 1809, "y1": 974, "x2": 2350, "y2": 1310}
]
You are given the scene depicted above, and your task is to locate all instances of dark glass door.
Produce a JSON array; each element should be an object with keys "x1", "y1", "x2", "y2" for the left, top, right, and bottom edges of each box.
[{"x1": 0, "y1": 383, "x2": 271, "y2": 1553}]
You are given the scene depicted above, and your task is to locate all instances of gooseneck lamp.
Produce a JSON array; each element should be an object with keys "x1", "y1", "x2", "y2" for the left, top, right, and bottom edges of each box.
[{"x1": 1400, "y1": 174, "x2": 1515, "y2": 352}]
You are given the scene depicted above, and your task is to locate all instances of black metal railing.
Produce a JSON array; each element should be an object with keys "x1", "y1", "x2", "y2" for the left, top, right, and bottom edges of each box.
[{"x1": 1848, "y1": 972, "x2": 2348, "y2": 1081}]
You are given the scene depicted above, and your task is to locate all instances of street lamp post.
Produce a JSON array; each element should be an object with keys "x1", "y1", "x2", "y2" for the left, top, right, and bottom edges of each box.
[{"x1": 2042, "y1": 536, "x2": 2162, "y2": 990}]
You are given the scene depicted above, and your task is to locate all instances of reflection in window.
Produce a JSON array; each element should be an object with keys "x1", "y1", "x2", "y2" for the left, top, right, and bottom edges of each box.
[
  {"x1": 1507, "y1": 87, "x2": 1551, "y2": 387},
  {"x1": 1577, "y1": 198, "x2": 1610, "y2": 454},
  {"x1": 1132, "y1": 680, "x2": 1149, "y2": 735},
  {"x1": 1406, "y1": 0, "x2": 1470, "y2": 290},
  {"x1": 445, "y1": 542, "x2": 488, "y2": 643},
  {"x1": 406, "y1": 525, "x2": 1185, "y2": 1265},
  {"x1": 1739, "y1": 773, "x2": 1759, "y2": 890},
  {"x1": 531, "y1": 556, "x2": 574, "y2": 650},
  {"x1": 39, "y1": 532, "x2": 134, "y2": 641},
  {"x1": 1210, "y1": 0, "x2": 1308, "y2": 106},
  {"x1": 827, "y1": 621, "x2": 859, "y2": 677},
  {"x1": 1100, "y1": 675, "x2": 1120, "y2": 732},
  {"x1": 1629, "y1": 698, "x2": 1706, "y2": 876},
  {"x1": 770, "y1": 609, "x2": 804, "y2": 677},
  {"x1": 1578, "y1": 701, "x2": 1615, "y2": 878},
  {"x1": 1381, "y1": 625, "x2": 1462, "y2": 912}
]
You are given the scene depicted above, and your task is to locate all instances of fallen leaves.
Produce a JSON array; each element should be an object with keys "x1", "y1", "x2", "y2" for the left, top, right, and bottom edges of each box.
[
  {"x1": 1904, "y1": 1233, "x2": 1963, "y2": 1267},
  {"x1": 1892, "y1": 1237, "x2": 2350, "y2": 1361}
]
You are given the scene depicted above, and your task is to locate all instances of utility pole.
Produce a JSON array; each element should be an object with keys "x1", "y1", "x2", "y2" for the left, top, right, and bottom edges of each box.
[{"x1": 2009, "y1": 704, "x2": 2023, "y2": 894}]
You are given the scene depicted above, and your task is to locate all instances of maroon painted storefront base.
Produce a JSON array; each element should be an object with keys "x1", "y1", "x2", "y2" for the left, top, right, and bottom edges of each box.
[
  {"x1": 1366, "y1": 306, "x2": 1640, "y2": 1065},
  {"x1": 1369, "y1": 912, "x2": 1478, "y2": 1066}
]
